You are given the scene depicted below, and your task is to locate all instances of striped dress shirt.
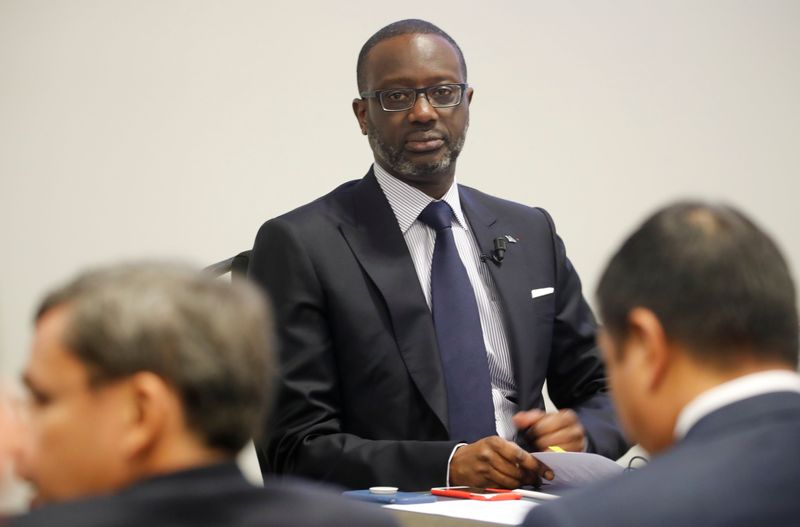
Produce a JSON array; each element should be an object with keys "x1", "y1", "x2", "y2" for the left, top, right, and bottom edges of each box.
[{"x1": 373, "y1": 163, "x2": 519, "y2": 441}]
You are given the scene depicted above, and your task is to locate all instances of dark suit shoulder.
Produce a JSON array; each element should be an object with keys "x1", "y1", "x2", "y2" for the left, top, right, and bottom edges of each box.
[
  {"x1": 459, "y1": 184, "x2": 551, "y2": 219},
  {"x1": 458, "y1": 185, "x2": 558, "y2": 245},
  {"x1": 256, "y1": 178, "x2": 362, "y2": 235},
  {"x1": 524, "y1": 395, "x2": 800, "y2": 527},
  {"x1": 250, "y1": 178, "x2": 366, "y2": 285},
  {"x1": 11, "y1": 476, "x2": 398, "y2": 527},
  {"x1": 259, "y1": 477, "x2": 399, "y2": 526}
]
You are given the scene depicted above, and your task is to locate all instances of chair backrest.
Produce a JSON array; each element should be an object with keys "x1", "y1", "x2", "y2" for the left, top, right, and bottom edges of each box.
[{"x1": 205, "y1": 250, "x2": 252, "y2": 281}]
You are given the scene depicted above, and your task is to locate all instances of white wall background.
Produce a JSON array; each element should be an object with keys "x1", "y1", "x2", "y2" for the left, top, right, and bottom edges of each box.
[{"x1": 2, "y1": 1, "x2": 799, "y2": 390}]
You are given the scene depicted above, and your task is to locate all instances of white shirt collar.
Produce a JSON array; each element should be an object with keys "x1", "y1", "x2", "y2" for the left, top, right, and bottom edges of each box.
[
  {"x1": 674, "y1": 369, "x2": 800, "y2": 440},
  {"x1": 373, "y1": 162, "x2": 468, "y2": 234}
]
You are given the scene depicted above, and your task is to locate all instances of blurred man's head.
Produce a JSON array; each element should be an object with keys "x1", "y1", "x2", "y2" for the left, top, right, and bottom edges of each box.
[
  {"x1": 596, "y1": 202, "x2": 798, "y2": 454},
  {"x1": 17, "y1": 263, "x2": 274, "y2": 504}
]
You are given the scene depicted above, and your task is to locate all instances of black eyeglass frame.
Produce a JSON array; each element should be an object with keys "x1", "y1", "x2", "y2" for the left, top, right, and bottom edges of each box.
[{"x1": 359, "y1": 83, "x2": 468, "y2": 112}]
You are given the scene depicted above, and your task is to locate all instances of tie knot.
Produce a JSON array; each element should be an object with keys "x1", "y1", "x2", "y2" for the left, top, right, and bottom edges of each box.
[{"x1": 418, "y1": 201, "x2": 454, "y2": 232}]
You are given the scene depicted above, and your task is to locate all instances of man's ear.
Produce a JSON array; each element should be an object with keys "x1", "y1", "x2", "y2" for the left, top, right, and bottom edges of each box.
[
  {"x1": 119, "y1": 372, "x2": 174, "y2": 459},
  {"x1": 352, "y1": 98, "x2": 368, "y2": 135},
  {"x1": 466, "y1": 86, "x2": 474, "y2": 106},
  {"x1": 626, "y1": 307, "x2": 671, "y2": 393}
]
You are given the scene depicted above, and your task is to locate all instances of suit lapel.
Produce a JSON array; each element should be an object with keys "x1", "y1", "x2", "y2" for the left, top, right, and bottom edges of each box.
[
  {"x1": 338, "y1": 171, "x2": 449, "y2": 430},
  {"x1": 459, "y1": 187, "x2": 542, "y2": 411}
]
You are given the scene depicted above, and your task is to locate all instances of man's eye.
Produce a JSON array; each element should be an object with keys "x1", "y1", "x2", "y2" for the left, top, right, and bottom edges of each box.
[
  {"x1": 432, "y1": 86, "x2": 453, "y2": 97},
  {"x1": 385, "y1": 91, "x2": 411, "y2": 101},
  {"x1": 29, "y1": 391, "x2": 51, "y2": 407}
]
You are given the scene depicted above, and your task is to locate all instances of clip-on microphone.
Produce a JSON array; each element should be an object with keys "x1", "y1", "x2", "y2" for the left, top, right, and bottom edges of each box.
[{"x1": 481, "y1": 237, "x2": 508, "y2": 265}]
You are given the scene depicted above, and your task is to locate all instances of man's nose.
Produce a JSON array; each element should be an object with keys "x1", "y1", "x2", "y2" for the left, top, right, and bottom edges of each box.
[{"x1": 407, "y1": 93, "x2": 438, "y2": 123}]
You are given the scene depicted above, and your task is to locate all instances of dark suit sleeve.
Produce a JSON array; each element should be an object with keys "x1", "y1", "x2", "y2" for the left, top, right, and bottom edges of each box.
[
  {"x1": 523, "y1": 503, "x2": 576, "y2": 527},
  {"x1": 249, "y1": 217, "x2": 457, "y2": 490},
  {"x1": 538, "y1": 209, "x2": 629, "y2": 459}
]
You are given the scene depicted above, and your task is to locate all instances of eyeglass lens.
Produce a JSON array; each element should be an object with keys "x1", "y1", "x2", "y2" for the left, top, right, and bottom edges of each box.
[{"x1": 380, "y1": 84, "x2": 463, "y2": 111}]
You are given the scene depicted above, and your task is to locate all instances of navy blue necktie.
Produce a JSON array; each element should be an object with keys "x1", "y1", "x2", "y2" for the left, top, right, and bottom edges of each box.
[{"x1": 418, "y1": 201, "x2": 496, "y2": 442}]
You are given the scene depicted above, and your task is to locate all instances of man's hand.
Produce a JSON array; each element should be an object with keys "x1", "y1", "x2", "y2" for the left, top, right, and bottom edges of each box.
[
  {"x1": 448, "y1": 436, "x2": 553, "y2": 489},
  {"x1": 512, "y1": 409, "x2": 586, "y2": 452}
]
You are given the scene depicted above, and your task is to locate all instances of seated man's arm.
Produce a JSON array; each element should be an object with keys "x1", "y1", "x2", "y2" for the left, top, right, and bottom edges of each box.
[{"x1": 519, "y1": 209, "x2": 629, "y2": 459}]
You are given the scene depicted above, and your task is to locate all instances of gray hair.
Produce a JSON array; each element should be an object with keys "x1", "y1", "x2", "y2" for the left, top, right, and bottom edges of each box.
[{"x1": 35, "y1": 262, "x2": 275, "y2": 454}]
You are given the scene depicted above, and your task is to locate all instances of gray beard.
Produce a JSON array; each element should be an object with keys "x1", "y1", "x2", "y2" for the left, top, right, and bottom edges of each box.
[{"x1": 367, "y1": 126, "x2": 467, "y2": 179}]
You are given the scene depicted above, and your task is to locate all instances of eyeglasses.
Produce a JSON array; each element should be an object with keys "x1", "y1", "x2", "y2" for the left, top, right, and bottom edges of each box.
[{"x1": 360, "y1": 83, "x2": 468, "y2": 112}]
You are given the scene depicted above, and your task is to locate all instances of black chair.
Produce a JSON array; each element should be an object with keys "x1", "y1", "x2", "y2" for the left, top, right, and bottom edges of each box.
[{"x1": 205, "y1": 249, "x2": 251, "y2": 281}]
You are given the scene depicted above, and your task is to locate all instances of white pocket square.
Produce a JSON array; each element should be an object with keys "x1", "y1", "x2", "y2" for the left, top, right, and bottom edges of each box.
[{"x1": 531, "y1": 287, "x2": 555, "y2": 299}]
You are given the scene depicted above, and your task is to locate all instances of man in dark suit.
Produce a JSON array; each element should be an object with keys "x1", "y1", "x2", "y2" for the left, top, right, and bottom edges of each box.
[
  {"x1": 524, "y1": 202, "x2": 800, "y2": 526},
  {"x1": 250, "y1": 19, "x2": 627, "y2": 491},
  {"x1": 9, "y1": 263, "x2": 396, "y2": 527}
]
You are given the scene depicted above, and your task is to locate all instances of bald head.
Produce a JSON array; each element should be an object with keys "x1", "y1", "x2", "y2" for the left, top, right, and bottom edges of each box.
[{"x1": 597, "y1": 201, "x2": 798, "y2": 367}]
